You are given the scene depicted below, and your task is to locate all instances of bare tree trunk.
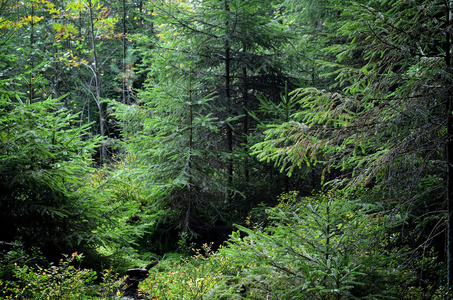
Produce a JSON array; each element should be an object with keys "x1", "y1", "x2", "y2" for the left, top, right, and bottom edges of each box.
[
  {"x1": 122, "y1": 0, "x2": 129, "y2": 104},
  {"x1": 283, "y1": 82, "x2": 290, "y2": 193},
  {"x1": 87, "y1": 0, "x2": 106, "y2": 163},
  {"x1": 139, "y1": 0, "x2": 143, "y2": 26},
  {"x1": 242, "y1": 43, "x2": 249, "y2": 183},
  {"x1": 445, "y1": 0, "x2": 453, "y2": 289},
  {"x1": 186, "y1": 70, "x2": 194, "y2": 232},
  {"x1": 28, "y1": 1, "x2": 34, "y2": 103},
  {"x1": 224, "y1": 0, "x2": 232, "y2": 197}
]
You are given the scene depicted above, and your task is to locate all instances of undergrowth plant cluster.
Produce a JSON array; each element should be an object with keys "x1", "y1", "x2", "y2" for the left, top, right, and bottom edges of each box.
[
  {"x1": 0, "y1": 192, "x2": 447, "y2": 299},
  {"x1": 0, "y1": 250, "x2": 125, "y2": 299},
  {"x1": 139, "y1": 192, "x2": 447, "y2": 299}
]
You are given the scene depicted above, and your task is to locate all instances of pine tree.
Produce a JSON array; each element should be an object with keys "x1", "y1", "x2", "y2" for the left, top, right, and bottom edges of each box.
[
  {"x1": 253, "y1": 0, "x2": 452, "y2": 290},
  {"x1": 111, "y1": 0, "x2": 296, "y2": 243},
  {"x1": 111, "y1": 48, "x2": 224, "y2": 239},
  {"x1": 0, "y1": 92, "x2": 105, "y2": 256},
  {"x1": 153, "y1": 0, "x2": 293, "y2": 187},
  {"x1": 218, "y1": 192, "x2": 403, "y2": 299}
]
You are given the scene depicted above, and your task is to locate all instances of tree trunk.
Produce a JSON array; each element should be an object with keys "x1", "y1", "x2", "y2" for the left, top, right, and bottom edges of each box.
[
  {"x1": 224, "y1": 0, "x2": 233, "y2": 196},
  {"x1": 122, "y1": 0, "x2": 129, "y2": 104},
  {"x1": 445, "y1": 0, "x2": 453, "y2": 289},
  {"x1": 186, "y1": 70, "x2": 194, "y2": 232},
  {"x1": 242, "y1": 43, "x2": 249, "y2": 183},
  {"x1": 28, "y1": 2, "x2": 34, "y2": 103},
  {"x1": 87, "y1": 0, "x2": 106, "y2": 163}
]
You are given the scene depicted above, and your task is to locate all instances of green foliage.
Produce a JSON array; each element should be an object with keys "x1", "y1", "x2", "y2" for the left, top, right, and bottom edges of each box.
[
  {"x1": 215, "y1": 192, "x2": 409, "y2": 299},
  {"x1": 84, "y1": 159, "x2": 161, "y2": 257},
  {"x1": 250, "y1": 5, "x2": 449, "y2": 292},
  {"x1": 393, "y1": 247, "x2": 448, "y2": 300},
  {"x1": 110, "y1": 68, "x2": 226, "y2": 241},
  {"x1": 138, "y1": 191, "x2": 435, "y2": 299},
  {"x1": 177, "y1": 231, "x2": 196, "y2": 256},
  {"x1": 0, "y1": 94, "x2": 108, "y2": 254},
  {"x1": 0, "y1": 252, "x2": 96, "y2": 299},
  {"x1": 253, "y1": 0, "x2": 448, "y2": 191},
  {"x1": 0, "y1": 0, "x2": 449, "y2": 298},
  {"x1": 0, "y1": 242, "x2": 46, "y2": 284},
  {"x1": 140, "y1": 244, "x2": 224, "y2": 300},
  {"x1": 249, "y1": 86, "x2": 307, "y2": 175},
  {"x1": 114, "y1": 0, "x2": 301, "y2": 245},
  {"x1": 113, "y1": 7, "x2": 231, "y2": 238},
  {"x1": 96, "y1": 268, "x2": 126, "y2": 299},
  {"x1": 0, "y1": 248, "x2": 128, "y2": 300}
]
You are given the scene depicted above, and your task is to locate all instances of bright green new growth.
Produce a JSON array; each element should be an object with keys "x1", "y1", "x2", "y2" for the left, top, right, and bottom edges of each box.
[
  {"x1": 0, "y1": 250, "x2": 126, "y2": 299},
  {"x1": 215, "y1": 192, "x2": 402, "y2": 299},
  {"x1": 0, "y1": 94, "x2": 104, "y2": 253},
  {"x1": 137, "y1": 191, "x2": 442, "y2": 299}
]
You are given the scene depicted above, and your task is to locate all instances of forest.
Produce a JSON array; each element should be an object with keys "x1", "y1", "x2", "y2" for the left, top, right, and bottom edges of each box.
[{"x1": 0, "y1": 0, "x2": 451, "y2": 298}]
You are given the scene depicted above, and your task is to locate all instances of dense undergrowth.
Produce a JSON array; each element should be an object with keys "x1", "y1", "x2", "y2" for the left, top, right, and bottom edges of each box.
[{"x1": 0, "y1": 192, "x2": 447, "y2": 299}]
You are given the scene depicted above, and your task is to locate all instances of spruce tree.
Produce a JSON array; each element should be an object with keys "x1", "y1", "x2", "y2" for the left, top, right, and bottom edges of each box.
[
  {"x1": 111, "y1": 0, "x2": 296, "y2": 244},
  {"x1": 253, "y1": 0, "x2": 452, "y2": 290},
  {"x1": 0, "y1": 93, "x2": 104, "y2": 256}
]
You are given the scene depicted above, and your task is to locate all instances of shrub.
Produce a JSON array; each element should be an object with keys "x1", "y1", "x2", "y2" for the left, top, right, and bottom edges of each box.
[
  {"x1": 138, "y1": 191, "x2": 444, "y2": 299},
  {"x1": 96, "y1": 268, "x2": 126, "y2": 299},
  {"x1": 0, "y1": 252, "x2": 96, "y2": 299},
  {"x1": 140, "y1": 244, "x2": 223, "y2": 300},
  {"x1": 0, "y1": 251, "x2": 128, "y2": 299},
  {"x1": 213, "y1": 192, "x2": 411, "y2": 299}
]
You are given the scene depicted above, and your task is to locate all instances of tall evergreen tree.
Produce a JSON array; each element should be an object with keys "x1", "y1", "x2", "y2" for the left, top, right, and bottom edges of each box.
[
  {"x1": 151, "y1": 0, "x2": 293, "y2": 187},
  {"x1": 110, "y1": 0, "x2": 296, "y2": 244},
  {"x1": 0, "y1": 92, "x2": 104, "y2": 256},
  {"x1": 0, "y1": 0, "x2": 146, "y2": 259},
  {"x1": 111, "y1": 62, "x2": 223, "y2": 239},
  {"x1": 253, "y1": 0, "x2": 452, "y2": 289}
]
